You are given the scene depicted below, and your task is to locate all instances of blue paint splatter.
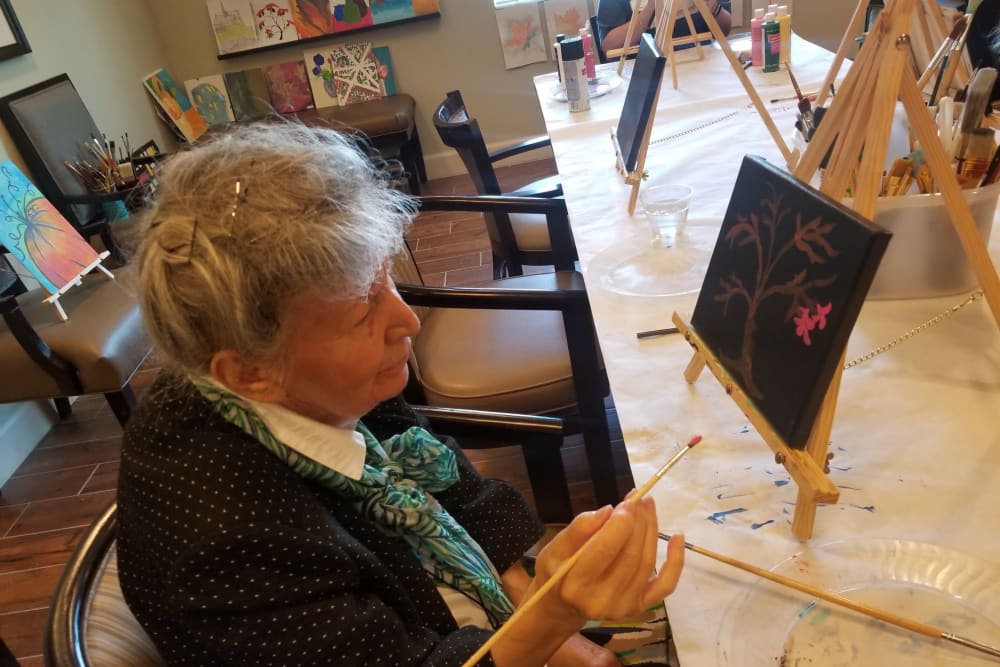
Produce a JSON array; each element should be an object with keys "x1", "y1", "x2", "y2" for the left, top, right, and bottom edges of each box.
[
  {"x1": 837, "y1": 446, "x2": 846, "y2": 452},
  {"x1": 838, "y1": 485, "x2": 863, "y2": 490},
  {"x1": 774, "y1": 480, "x2": 790, "y2": 487},
  {"x1": 830, "y1": 466, "x2": 851, "y2": 471},
  {"x1": 751, "y1": 519, "x2": 775, "y2": 530},
  {"x1": 850, "y1": 504, "x2": 876, "y2": 512},
  {"x1": 716, "y1": 491, "x2": 753, "y2": 500},
  {"x1": 744, "y1": 466, "x2": 753, "y2": 471},
  {"x1": 797, "y1": 601, "x2": 817, "y2": 618},
  {"x1": 782, "y1": 507, "x2": 790, "y2": 515},
  {"x1": 707, "y1": 508, "x2": 747, "y2": 524}
]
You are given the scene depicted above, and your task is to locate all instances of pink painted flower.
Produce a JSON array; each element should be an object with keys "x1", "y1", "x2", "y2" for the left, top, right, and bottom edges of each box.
[
  {"x1": 814, "y1": 302, "x2": 832, "y2": 330},
  {"x1": 794, "y1": 307, "x2": 817, "y2": 346}
]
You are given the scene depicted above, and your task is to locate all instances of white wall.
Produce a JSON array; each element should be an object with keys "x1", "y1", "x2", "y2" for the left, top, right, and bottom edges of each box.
[{"x1": 0, "y1": 0, "x2": 174, "y2": 478}]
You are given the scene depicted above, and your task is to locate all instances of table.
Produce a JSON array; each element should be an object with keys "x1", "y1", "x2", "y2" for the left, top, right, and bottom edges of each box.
[{"x1": 534, "y1": 36, "x2": 1000, "y2": 665}]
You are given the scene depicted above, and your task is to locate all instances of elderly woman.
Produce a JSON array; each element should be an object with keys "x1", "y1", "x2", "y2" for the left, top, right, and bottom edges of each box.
[{"x1": 118, "y1": 122, "x2": 684, "y2": 667}]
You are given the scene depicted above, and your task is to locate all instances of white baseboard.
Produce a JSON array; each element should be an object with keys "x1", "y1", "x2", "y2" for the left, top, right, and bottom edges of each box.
[
  {"x1": 423, "y1": 136, "x2": 555, "y2": 182},
  {"x1": 0, "y1": 400, "x2": 57, "y2": 485}
]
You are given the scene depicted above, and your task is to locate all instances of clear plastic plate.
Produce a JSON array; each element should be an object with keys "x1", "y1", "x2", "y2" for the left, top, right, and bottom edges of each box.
[
  {"x1": 717, "y1": 539, "x2": 1000, "y2": 666},
  {"x1": 549, "y1": 70, "x2": 624, "y2": 102}
]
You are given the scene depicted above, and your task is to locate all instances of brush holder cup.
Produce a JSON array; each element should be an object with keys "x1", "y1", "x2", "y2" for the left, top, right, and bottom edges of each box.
[{"x1": 860, "y1": 180, "x2": 1000, "y2": 300}]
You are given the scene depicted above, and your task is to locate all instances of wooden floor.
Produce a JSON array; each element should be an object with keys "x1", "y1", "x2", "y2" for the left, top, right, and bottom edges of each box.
[{"x1": 0, "y1": 159, "x2": 634, "y2": 664}]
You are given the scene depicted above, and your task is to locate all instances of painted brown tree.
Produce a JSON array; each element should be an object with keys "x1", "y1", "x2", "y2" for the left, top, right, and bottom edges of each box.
[{"x1": 715, "y1": 182, "x2": 839, "y2": 399}]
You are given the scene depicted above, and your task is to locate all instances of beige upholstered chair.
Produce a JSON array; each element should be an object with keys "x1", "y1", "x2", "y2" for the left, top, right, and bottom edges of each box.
[
  {"x1": 433, "y1": 90, "x2": 573, "y2": 279},
  {"x1": 396, "y1": 194, "x2": 621, "y2": 508},
  {"x1": 0, "y1": 258, "x2": 149, "y2": 425}
]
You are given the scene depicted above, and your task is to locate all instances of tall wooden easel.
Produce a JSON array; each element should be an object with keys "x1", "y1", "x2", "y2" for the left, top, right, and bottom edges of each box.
[
  {"x1": 613, "y1": 0, "x2": 794, "y2": 215},
  {"x1": 675, "y1": 0, "x2": 1000, "y2": 540}
]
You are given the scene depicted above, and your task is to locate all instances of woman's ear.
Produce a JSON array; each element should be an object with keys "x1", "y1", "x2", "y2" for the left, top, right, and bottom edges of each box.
[{"x1": 209, "y1": 349, "x2": 284, "y2": 402}]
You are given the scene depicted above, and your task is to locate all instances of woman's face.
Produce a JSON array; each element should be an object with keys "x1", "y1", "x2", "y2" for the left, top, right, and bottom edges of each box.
[{"x1": 273, "y1": 270, "x2": 420, "y2": 427}]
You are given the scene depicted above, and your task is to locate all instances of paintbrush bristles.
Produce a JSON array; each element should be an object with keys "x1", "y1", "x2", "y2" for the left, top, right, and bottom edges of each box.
[{"x1": 633, "y1": 435, "x2": 702, "y2": 498}]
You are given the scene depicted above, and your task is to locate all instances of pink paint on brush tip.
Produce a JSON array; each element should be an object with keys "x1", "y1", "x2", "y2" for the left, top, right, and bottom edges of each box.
[{"x1": 687, "y1": 435, "x2": 703, "y2": 447}]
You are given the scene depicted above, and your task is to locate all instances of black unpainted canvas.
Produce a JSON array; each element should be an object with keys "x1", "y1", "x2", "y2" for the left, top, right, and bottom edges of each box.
[
  {"x1": 616, "y1": 33, "x2": 666, "y2": 173},
  {"x1": 691, "y1": 155, "x2": 891, "y2": 449}
]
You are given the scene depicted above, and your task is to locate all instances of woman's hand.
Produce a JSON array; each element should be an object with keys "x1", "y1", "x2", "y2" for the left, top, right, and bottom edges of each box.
[
  {"x1": 529, "y1": 498, "x2": 685, "y2": 623},
  {"x1": 549, "y1": 633, "x2": 621, "y2": 667}
]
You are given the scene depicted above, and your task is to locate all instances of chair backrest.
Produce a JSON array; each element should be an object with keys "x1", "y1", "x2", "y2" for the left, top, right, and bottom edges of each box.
[
  {"x1": 0, "y1": 74, "x2": 102, "y2": 229},
  {"x1": 590, "y1": 15, "x2": 608, "y2": 64},
  {"x1": 45, "y1": 501, "x2": 166, "y2": 667},
  {"x1": 432, "y1": 90, "x2": 502, "y2": 195}
]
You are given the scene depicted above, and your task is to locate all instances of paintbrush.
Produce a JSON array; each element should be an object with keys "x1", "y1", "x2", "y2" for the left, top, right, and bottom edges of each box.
[
  {"x1": 954, "y1": 67, "x2": 997, "y2": 160},
  {"x1": 657, "y1": 533, "x2": 1000, "y2": 660},
  {"x1": 937, "y1": 13, "x2": 976, "y2": 99},
  {"x1": 459, "y1": 436, "x2": 703, "y2": 667},
  {"x1": 920, "y1": 15, "x2": 968, "y2": 96}
]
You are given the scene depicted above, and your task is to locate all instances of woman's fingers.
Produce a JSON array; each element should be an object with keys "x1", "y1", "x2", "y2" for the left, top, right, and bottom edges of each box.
[
  {"x1": 641, "y1": 532, "x2": 686, "y2": 609},
  {"x1": 536, "y1": 505, "x2": 614, "y2": 579}
]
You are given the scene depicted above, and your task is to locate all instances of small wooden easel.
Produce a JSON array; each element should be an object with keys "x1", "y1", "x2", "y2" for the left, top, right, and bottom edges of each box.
[
  {"x1": 674, "y1": 0, "x2": 1000, "y2": 540},
  {"x1": 609, "y1": 0, "x2": 711, "y2": 83},
  {"x1": 43, "y1": 250, "x2": 114, "y2": 321},
  {"x1": 612, "y1": 0, "x2": 794, "y2": 215}
]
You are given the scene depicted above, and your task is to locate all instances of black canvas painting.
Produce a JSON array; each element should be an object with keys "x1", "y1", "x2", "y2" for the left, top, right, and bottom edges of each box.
[
  {"x1": 691, "y1": 156, "x2": 891, "y2": 449},
  {"x1": 616, "y1": 33, "x2": 666, "y2": 173}
]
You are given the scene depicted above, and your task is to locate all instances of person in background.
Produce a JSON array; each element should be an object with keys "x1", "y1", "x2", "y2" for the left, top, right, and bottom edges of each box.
[
  {"x1": 117, "y1": 121, "x2": 686, "y2": 667},
  {"x1": 598, "y1": 0, "x2": 732, "y2": 53}
]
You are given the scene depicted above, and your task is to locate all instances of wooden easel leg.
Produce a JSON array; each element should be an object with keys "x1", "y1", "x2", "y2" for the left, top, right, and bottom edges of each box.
[
  {"x1": 618, "y1": 0, "x2": 647, "y2": 75},
  {"x1": 656, "y1": 0, "x2": 680, "y2": 89},
  {"x1": 627, "y1": 68, "x2": 666, "y2": 215},
  {"x1": 678, "y1": 4, "x2": 705, "y2": 61},
  {"x1": 683, "y1": 350, "x2": 707, "y2": 382},
  {"x1": 790, "y1": 364, "x2": 844, "y2": 540}
]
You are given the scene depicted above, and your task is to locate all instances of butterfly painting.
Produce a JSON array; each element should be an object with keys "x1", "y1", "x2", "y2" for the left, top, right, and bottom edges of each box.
[
  {"x1": 495, "y1": 4, "x2": 548, "y2": 69},
  {"x1": 0, "y1": 162, "x2": 101, "y2": 295},
  {"x1": 543, "y1": 0, "x2": 588, "y2": 39}
]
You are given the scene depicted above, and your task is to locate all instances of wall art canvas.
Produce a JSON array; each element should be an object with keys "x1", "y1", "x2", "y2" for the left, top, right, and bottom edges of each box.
[
  {"x1": 543, "y1": 0, "x2": 589, "y2": 40},
  {"x1": 263, "y1": 60, "x2": 315, "y2": 112},
  {"x1": 143, "y1": 69, "x2": 209, "y2": 142},
  {"x1": 371, "y1": 0, "x2": 414, "y2": 24},
  {"x1": 331, "y1": 0, "x2": 374, "y2": 32},
  {"x1": 207, "y1": 0, "x2": 258, "y2": 54},
  {"x1": 495, "y1": 3, "x2": 548, "y2": 70},
  {"x1": 690, "y1": 155, "x2": 891, "y2": 449},
  {"x1": 331, "y1": 42, "x2": 384, "y2": 105},
  {"x1": 223, "y1": 68, "x2": 273, "y2": 120},
  {"x1": 251, "y1": 0, "x2": 300, "y2": 46},
  {"x1": 0, "y1": 161, "x2": 100, "y2": 294},
  {"x1": 290, "y1": 0, "x2": 336, "y2": 37},
  {"x1": 372, "y1": 45, "x2": 396, "y2": 95},
  {"x1": 184, "y1": 74, "x2": 235, "y2": 126},
  {"x1": 303, "y1": 47, "x2": 340, "y2": 108}
]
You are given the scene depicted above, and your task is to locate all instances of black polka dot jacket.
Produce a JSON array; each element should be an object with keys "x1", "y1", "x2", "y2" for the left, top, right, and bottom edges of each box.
[{"x1": 117, "y1": 376, "x2": 545, "y2": 666}]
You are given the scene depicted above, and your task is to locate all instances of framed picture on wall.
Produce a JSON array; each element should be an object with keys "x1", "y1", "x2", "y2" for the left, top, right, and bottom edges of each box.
[{"x1": 0, "y1": 0, "x2": 30, "y2": 62}]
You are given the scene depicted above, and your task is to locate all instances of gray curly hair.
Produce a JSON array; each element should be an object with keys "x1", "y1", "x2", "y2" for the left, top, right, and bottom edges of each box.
[{"x1": 135, "y1": 122, "x2": 416, "y2": 375}]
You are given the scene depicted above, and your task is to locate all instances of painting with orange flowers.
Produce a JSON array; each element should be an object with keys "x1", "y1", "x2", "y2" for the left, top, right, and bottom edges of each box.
[
  {"x1": 543, "y1": 0, "x2": 588, "y2": 41},
  {"x1": 495, "y1": 3, "x2": 548, "y2": 70},
  {"x1": 0, "y1": 161, "x2": 102, "y2": 295}
]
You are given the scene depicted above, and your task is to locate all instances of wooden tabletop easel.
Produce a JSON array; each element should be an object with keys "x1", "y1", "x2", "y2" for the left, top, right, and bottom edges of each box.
[
  {"x1": 613, "y1": 0, "x2": 795, "y2": 215},
  {"x1": 675, "y1": 0, "x2": 1000, "y2": 540}
]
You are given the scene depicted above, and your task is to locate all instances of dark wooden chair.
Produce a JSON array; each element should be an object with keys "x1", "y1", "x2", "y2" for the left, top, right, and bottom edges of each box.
[
  {"x1": 433, "y1": 90, "x2": 576, "y2": 279},
  {"x1": 397, "y1": 194, "x2": 621, "y2": 509},
  {"x1": 0, "y1": 256, "x2": 149, "y2": 426},
  {"x1": 0, "y1": 74, "x2": 150, "y2": 263},
  {"x1": 590, "y1": 15, "x2": 609, "y2": 63}
]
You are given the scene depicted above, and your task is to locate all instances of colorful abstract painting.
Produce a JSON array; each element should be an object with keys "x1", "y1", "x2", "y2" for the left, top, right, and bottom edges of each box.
[
  {"x1": 331, "y1": 42, "x2": 384, "y2": 105},
  {"x1": 543, "y1": 0, "x2": 588, "y2": 40},
  {"x1": 495, "y1": 3, "x2": 548, "y2": 70},
  {"x1": 143, "y1": 69, "x2": 209, "y2": 142},
  {"x1": 331, "y1": 0, "x2": 374, "y2": 32},
  {"x1": 690, "y1": 156, "x2": 891, "y2": 449},
  {"x1": 303, "y1": 47, "x2": 340, "y2": 108},
  {"x1": 0, "y1": 162, "x2": 101, "y2": 295},
  {"x1": 289, "y1": 0, "x2": 336, "y2": 37},
  {"x1": 263, "y1": 60, "x2": 315, "y2": 112},
  {"x1": 184, "y1": 74, "x2": 235, "y2": 126},
  {"x1": 223, "y1": 68, "x2": 274, "y2": 120},
  {"x1": 251, "y1": 0, "x2": 300, "y2": 46},
  {"x1": 371, "y1": 0, "x2": 414, "y2": 24},
  {"x1": 372, "y1": 46, "x2": 396, "y2": 95},
  {"x1": 207, "y1": 0, "x2": 258, "y2": 54}
]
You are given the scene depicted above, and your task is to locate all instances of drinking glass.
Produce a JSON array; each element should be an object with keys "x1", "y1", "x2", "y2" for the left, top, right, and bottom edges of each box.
[{"x1": 640, "y1": 183, "x2": 693, "y2": 248}]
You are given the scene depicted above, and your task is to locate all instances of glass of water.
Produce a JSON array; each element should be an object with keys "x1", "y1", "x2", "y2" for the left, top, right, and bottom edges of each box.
[{"x1": 640, "y1": 183, "x2": 693, "y2": 248}]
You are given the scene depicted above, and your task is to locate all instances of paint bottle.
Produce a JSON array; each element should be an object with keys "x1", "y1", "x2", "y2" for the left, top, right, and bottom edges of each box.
[
  {"x1": 579, "y1": 26, "x2": 597, "y2": 82},
  {"x1": 751, "y1": 8, "x2": 765, "y2": 68},
  {"x1": 560, "y1": 37, "x2": 590, "y2": 112},
  {"x1": 554, "y1": 34, "x2": 567, "y2": 84},
  {"x1": 777, "y1": 6, "x2": 791, "y2": 64},
  {"x1": 762, "y1": 12, "x2": 780, "y2": 73}
]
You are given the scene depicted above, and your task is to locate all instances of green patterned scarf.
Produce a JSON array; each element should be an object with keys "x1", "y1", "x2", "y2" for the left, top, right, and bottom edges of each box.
[{"x1": 194, "y1": 380, "x2": 514, "y2": 626}]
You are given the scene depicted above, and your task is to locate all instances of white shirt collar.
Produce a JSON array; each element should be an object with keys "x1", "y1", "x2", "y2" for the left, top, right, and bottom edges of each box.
[{"x1": 202, "y1": 378, "x2": 367, "y2": 480}]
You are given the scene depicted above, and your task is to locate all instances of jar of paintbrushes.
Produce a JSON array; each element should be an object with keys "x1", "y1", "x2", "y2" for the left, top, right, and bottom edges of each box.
[{"x1": 64, "y1": 135, "x2": 137, "y2": 221}]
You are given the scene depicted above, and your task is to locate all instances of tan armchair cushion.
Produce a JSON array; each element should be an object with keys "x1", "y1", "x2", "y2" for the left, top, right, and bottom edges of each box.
[
  {"x1": 0, "y1": 276, "x2": 149, "y2": 402},
  {"x1": 85, "y1": 545, "x2": 165, "y2": 667},
  {"x1": 411, "y1": 274, "x2": 578, "y2": 414},
  {"x1": 508, "y1": 212, "x2": 553, "y2": 252}
]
